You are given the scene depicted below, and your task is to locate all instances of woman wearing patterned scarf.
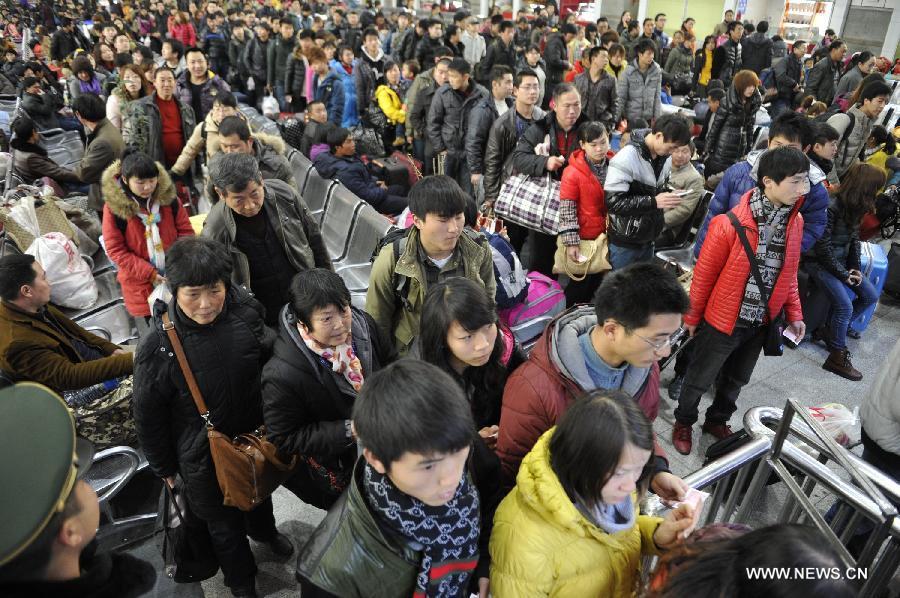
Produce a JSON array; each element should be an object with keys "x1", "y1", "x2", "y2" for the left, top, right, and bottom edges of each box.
[
  {"x1": 490, "y1": 389, "x2": 697, "y2": 596},
  {"x1": 297, "y1": 360, "x2": 489, "y2": 598},
  {"x1": 672, "y1": 147, "x2": 808, "y2": 456},
  {"x1": 68, "y1": 54, "x2": 108, "y2": 101},
  {"x1": 262, "y1": 268, "x2": 395, "y2": 510},
  {"x1": 100, "y1": 151, "x2": 193, "y2": 330}
]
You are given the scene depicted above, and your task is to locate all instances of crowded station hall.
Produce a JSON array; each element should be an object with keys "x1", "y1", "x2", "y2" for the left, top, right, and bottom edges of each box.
[{"x1": 1, "y1": 0, "x2": 900, "y2": 595}]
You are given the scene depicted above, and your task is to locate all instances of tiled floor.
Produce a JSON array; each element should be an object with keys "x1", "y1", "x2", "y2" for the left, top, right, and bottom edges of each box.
[{"x1": 127, "y1": 277, "x2": 900, "y2": 597}]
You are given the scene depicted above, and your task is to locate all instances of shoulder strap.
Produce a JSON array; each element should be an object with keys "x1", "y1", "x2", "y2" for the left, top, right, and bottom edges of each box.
[
  {"x1": 161, "y1": 312, "x2": 212, "y2": 425},
  {"x1": 726, "y1": 211, "x2": 772, "y2": 307}
]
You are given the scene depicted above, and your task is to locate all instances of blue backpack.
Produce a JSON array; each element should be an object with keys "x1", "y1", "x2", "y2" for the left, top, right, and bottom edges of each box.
[{"x1": 485, "y1": 232, "x2": 528, "y2": 309}]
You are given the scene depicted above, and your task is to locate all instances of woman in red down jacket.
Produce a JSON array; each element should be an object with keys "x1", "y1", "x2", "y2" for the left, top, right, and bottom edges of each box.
[
  {"x1": 558, "y1": 121, "x2": 616, "y2": 306},
  {"x1": 101, "y1": 151, "x2": 194, "y2": 329},
  {"x1": 168, "y1": 12, "x2": 197, "y2": 49}
]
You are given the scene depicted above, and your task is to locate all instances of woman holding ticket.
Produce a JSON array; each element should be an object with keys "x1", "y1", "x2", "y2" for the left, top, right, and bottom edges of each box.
[{"x1": 489, "y1": 390, "x2": 697, "y2": 597}]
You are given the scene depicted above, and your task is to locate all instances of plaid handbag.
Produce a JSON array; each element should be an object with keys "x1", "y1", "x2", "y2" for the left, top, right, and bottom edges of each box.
[{"x1": 494, "y1": 173, "x2": 561, "y2": 235}]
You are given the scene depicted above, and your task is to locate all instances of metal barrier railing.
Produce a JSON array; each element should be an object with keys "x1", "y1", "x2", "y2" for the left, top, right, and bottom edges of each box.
[{"x1": 644, "y1": 402, "x2": 900, "y2": 597}]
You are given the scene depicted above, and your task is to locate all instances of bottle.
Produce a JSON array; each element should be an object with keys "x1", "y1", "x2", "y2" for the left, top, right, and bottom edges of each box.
[{"x1": 63, "y1": 378, "x2": 121, "y2": 408}]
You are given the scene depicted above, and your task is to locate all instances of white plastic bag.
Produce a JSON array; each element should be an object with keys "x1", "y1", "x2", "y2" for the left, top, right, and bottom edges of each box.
[
  {"x1": 261, "y1": 93, "x2": 279, "y2": 116},
  {"x1": 807, "y1": 403, "x2": 858, "y2": 447},
  {"x1": 247, "y1": 76, "x2": 255, "y2": 91},
  {"x1": 147, "y1": 283, "x2": 171, "y2": 311},
  {"x1": 8, "y1": 195, "x2": 41, "y2": 238},
  {"x1": 26, "y1": 232, "x2": 98, "y2": 309}
]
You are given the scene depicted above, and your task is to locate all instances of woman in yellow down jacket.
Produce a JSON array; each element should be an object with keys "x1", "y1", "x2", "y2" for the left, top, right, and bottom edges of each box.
[
  {"x1": 374, "y1": 60, "x2": 406, "y2": 148},
  {"x1": 489, "y1": 390, "x2": 696, "y2": 598}
]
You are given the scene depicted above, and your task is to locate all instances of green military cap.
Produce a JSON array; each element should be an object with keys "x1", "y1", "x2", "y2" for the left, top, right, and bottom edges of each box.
[{"x1": 0, "y1": 383, "x2": 94, "y2": 567}]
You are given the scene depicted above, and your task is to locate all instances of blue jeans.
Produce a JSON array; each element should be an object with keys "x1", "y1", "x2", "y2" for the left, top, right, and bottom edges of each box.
[
  {"x1": 273, "y1": 82, "x2": 288, "y2": 113},
  {"x1": 807, "y1": 263, "x2": 879, "y2": 350},
  {"x1": 609, "y1": 242, "x2": 655, "y2": 270}
]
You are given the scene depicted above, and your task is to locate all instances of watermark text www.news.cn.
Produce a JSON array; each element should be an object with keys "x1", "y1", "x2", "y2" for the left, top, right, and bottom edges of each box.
[{"x1": 745, "y1": 567, "x2": 868, "y2": 581}]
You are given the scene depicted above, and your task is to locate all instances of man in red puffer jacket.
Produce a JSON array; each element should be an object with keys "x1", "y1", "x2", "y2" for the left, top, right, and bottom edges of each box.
[{"x1": 672, "y1": 147, "x2": 809, "y2": 455}]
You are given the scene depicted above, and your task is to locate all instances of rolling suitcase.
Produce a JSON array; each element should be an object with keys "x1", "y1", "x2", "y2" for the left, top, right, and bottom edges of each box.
[{"x1": 844, "y1": 242, "x2": 888, "y2": 333}]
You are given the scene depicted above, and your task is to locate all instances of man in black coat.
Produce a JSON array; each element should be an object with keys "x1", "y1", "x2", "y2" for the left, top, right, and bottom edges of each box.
[
  {"x1": 543, "y1": 24, "x2": 576, "y2": 108},
  {"x1": 771, "y1": 39, "x2": 805, "y2": 117},
  {"x1": 741, "y1": 20, "x2": 773, "y2": 75},
  {"x1": 133, "y1": 237, "x2": 292, "y2": 598},
  {"x1": 262, "y1": 269, "x2": 395, "y2": 510},
  {"x1": 711, "y1": 20, "x2": 744, "y2": 87},
  {"x1": 466, "y1": 65, "x2": 514, "y2": 193},
  {"x1": 479, "y1": 20, "x2": 516, "y2": 87},
  {"x1": 50, "y1": 18, "x2": 83, "y2": 62},
  {"x1": 427, "y1": 58, "x2": 490, "y2": 193}
]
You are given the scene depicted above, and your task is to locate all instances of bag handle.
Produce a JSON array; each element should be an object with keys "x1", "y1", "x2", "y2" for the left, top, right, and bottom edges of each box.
[
  {"x1": 161, "y1": 312, "x2": 212, "y2": 427},
  {"x1": 563, "y1": 241, "x2": 597, "y2": 282},
  {"x1": 726, "y1": 211, "x2": 773, "y2": 311}
]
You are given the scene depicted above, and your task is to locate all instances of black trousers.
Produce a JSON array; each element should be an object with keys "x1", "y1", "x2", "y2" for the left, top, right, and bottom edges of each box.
[
  {"x1": 202, "y1": 496, "x2": 278, "y2": 589},
  {"x1": 564, "y1": 271, "x2": 606, "y2": 307},
  {"x1": 675, "y1": 322, "x2": 766, "y2": 426}
]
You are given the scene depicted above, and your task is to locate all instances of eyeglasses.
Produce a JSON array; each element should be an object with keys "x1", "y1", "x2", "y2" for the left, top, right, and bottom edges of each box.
[{"x1": 631, "y1": 326, "x2": 686, "y2": 353}]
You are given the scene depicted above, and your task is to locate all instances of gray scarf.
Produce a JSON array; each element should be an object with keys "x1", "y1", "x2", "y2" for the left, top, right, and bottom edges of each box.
[
  {"x1": 737, "y1": 188, "x2": 791, "y2": 326},
  {"x1": 576, "y1": 494, "x2": 636, "y2": 535}
]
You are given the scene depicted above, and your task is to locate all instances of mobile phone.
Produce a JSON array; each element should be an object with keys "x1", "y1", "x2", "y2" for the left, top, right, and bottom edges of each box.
[{"x1": 673, "y1": 190, "x2": 691, "y2": 197}]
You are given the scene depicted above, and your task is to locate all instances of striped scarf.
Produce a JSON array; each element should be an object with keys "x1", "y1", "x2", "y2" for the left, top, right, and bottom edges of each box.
[
  {"x1": 137, "y1": 202, "x2": 166, "y2": 276},
  {"x1": 363, "y1": 463, "x2": 480, "y2": 598},
  {"x1": 737, "y1": 188, "x2": 791, "y2": 326}
]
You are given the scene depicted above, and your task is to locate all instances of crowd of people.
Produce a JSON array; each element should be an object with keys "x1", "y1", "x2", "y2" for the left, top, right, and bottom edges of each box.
[{"x1": 0, "y1": 0, "x2": 899, "y2": 597}]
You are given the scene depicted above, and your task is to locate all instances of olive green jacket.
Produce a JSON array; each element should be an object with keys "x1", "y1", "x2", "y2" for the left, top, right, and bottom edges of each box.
[
  {"x1": 365, "y1": 227, "x2": 496, "y2": 355},
  {"x1": 201, "y1": 179, "x2": 332, "y2": 292}
]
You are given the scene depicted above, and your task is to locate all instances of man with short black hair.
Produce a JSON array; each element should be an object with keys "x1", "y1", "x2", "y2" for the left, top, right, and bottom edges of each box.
[
  {"x1": 465, "y1": 65, "x2": 514, "y2": 191},
  {"x1": 243, "y1": 22, "x2": 272, "y2": 107},
  {"x1": 297, "y1": 360, "x2": 491, "y2": 597},
  {"x1": 574, "y1": 46, "x2": 617, "y2": 131},
  {"x1": 415, "y1": 18, "x2": 449, "y2": 69},
  {"x1": 652, "y1": 13, "x2": 668, "y2": 49},
  {"x1": 366, "y1": 176, "x2": 495, "y2": 355},
  {"x1": 427, "y1": 57, "x2": 490, "y2": 191},
  {"x1": 122, "y1": 67, "x2": 196, "y2": 171},
  {"x1": 605, "y1": 114, "x2": 692, "y2": 269},
  {"x1": 158, "y1": 38, "x2": 186, "y2": 77},
  {"x1": 544, "y1": 23, "x2": 576, "y2": 107},
  {"x1": 483, "y1": 69, "x2": 544, "y2": 210},
  {"x1": 313, "y1": 127, "x2": 407, "y2": 214},
  {"x1": 356, "y1": 27, "x2": 386, "y2": 126},
  {"x1": 828, "y1": 79, "x2": 890, "y2": 178},
  {"x1": 615, "y1": 39, "x2": 662, "y2": 125},
  {"x1": 176, "y1": 47, "x2": 231, "y2": 123},
  {"x1": 711, "y1": 20, "x2": 744, "y2": 87},
  {"x1": 673, "y1": 148, "x2": 809, "y2": 454},
  {"x1": 771, "y1": 39, "x2": 805, "y2": 117},
  {"x1": 50, "y1": 17, "x2": 83, "y2": 62},
  {"x1": 266, "y1": 16, "x2": 296, "y2": 111},
  {"x1": 407, "y1": 51, "x2": 452, "y2": 172},
  {"x1": 497, "y1": 262, "x2": 690, "y2": 496},
  {"x1": 72, "y1": 93, "x2": 126, "y2": 210},
  {"x1": 214, "y1": 115, "x2": 296, "y2": 192},
  {"x1": 0, "y1": 254, "x2": 134, "y2": 393},
  {"x1": 480, "y1": 20, "x2": 516, "y2": 86},
  {"x1": 805, "y1": 40, "x2": 846, "y2": 105},
  {"x1": 713, "y1": 9, "x2": 735, "y2": 38},
  {"x1": 742, "y1": 20, "x2": 773, "y2": 75}
]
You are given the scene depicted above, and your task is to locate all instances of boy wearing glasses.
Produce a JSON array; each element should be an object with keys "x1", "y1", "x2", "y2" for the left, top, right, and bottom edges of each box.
[
  {"x1": 497, "y1": 262, "x2": 690, "y2": 499},
  {"x1": 672, "y1": 147, "x2": 808, "y2": 455}
]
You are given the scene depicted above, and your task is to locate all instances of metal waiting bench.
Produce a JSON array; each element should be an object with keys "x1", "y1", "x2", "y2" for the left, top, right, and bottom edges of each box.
[
  {"x1": 303, "y1": 167, "x2": 337, "y2": 224},
  {"x1": 321, "y1": 183, "x2": 365, "y2": 262}
]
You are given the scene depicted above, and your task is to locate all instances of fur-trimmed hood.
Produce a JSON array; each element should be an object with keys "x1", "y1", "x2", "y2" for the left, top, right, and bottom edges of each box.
[
  {"x1": 253, "y1": 131, "x2": 286, "y2": 155},
  {"x1": 101, "y1": 159, "x2": 177, "y2": 220}
]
